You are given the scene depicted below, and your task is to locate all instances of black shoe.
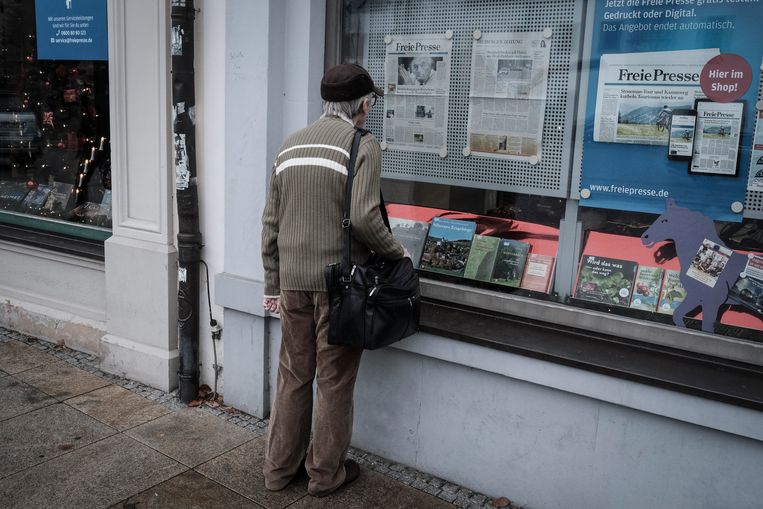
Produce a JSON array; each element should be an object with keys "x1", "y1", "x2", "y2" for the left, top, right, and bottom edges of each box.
[{"x1": 310, "y1": 459, "x2": 361, "y2": 498}]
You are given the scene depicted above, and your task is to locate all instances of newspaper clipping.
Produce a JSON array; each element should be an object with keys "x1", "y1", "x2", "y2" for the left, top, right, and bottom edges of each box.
[
  {"x1": 686, "y1": 238, "x2": 732, "y2": 288},
  {"x1": 593, "y1": 48, "x2": 719, "y2": 146},
  {"x1": 690, "y1": 100, "x2": 743, "y2": 176},
  {"x1": 466, "y1": 32, "x2": 551, "y2": 161},
  {"x1": 383, "y1": 34, "x2": 452, "y2": 154},
  {"x1": 748, "y1": 108, "x2": 763, "y2": 190}
]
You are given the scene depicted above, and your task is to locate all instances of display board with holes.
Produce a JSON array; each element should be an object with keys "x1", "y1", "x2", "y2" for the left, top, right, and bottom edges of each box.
[{"x1": 359, "y1": 0, "x2": 583, "y2": 198}]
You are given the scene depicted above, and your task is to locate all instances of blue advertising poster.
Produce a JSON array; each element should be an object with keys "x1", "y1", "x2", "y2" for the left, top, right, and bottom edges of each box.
[
  {"x1": 35, "y1": 0, "x2": 108, "y2": 61},
  {"x1": 580, "y1": 1, "x2": 763, "y2": 222}
]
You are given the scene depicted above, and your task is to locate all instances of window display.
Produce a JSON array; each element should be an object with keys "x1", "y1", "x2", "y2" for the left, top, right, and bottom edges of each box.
[
  {"x1": 340, "y1": 0, "x2": 763, "y2": 343},
  {"x1": 0, "y1": 1, "x2": 111, "y2": 236}
]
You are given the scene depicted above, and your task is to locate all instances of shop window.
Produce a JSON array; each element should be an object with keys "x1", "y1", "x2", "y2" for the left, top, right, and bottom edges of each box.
[
  {"x1": 336, "y1": 0, "x2": 763, "y2": 345},
  {"x1": 0, "y1": 0, "x2": 111, "y2": 241}
]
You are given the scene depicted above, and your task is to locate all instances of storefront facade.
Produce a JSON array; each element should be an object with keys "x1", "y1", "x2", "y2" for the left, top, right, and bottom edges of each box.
[
  {"x1": 1, "y1": 1, "x2": 762, "y2": 507},
  {"x1": 0, "y1": 0, "x2": 224, "y2": 391},
  {"x1": 217, "y1": 1, "x2": 763, "y2": 508}
]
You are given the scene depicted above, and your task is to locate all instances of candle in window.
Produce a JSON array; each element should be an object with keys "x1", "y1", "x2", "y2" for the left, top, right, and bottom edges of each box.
[
  {"x1": 99, "y1": 137, "x2": 106, "y2": 151},
  {"x1": 90, "y1": 147, "x2": 97, "y2": 160},
  {"x1": 83, "y1": 160, "x2": 90, "y2": 173}
]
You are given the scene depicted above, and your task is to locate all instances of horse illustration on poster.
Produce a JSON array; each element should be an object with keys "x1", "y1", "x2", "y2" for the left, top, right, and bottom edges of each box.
[{"x1": 641, "y1": 199, "x2": 746, "y2": 332}]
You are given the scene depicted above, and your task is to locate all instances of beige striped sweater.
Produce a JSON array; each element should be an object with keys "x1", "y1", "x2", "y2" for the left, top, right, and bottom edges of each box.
[{"x1": 261, "y1": 116, "x2": 404, "y2": 296}]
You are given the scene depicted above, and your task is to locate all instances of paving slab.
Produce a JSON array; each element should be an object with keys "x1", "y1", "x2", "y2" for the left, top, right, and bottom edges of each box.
[
  {"x1": 0, "y1": 341, "x2": 51, "y2": 374},
  {"x1": 108, "y1": 469, "x2": 261, "y2": 509},
  {"x1": 196, "y1": 435, "x2": 308, "y2": 509},
  {"x1": 0, "y1": 403, "x2": 116, "y2": 479},
  {"x1": 66, "y1": 384, "x2": 171, "y2": 431},
  {"x1": 126, "y1": 407, "x2": 254, "y2": 467},
  {"x1": 287, "y1": 467, "x2": 455, "y2": 509},
  {"x1": 0, "y1": 433, "x2": 186, "y2": 509},
  {"x1": 0, "y1": 376, "x2": 56, "y2": 422},
  {"x1": 14, "y1": 359, "x2": 110, "y2": 400}
]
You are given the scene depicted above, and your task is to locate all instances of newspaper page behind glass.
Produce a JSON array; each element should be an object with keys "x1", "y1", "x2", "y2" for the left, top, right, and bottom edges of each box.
[
  {"x1": 466, "y1": 32, "x2": 551, "y2": 161},
  {"x1": 593, "y1": 48, "x2": 719, "y2": 146},
  {"x1": 748, "y1": 108, "x2": 763, "y2": 190},
  {"x1": 690, "y1": 101, "x2": 743, "y2": 176},
  {"x1": 383, "y1": 34, "x2": 452, "y2": 154}
]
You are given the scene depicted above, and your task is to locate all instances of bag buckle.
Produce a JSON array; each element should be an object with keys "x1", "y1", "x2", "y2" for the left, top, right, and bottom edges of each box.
[
  {"x1": 339, "y1": 265, "x2": 355, "y2": 284},
  {"x1": 341, "y1": 218, "x2": 351, "y2": 229}
]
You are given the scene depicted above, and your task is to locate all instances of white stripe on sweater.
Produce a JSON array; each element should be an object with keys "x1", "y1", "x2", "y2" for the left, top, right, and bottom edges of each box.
[
  {"x1": 275, "y1": 157, "x2": 347, "y2": 176},
  {"x1": 277, "y1": 144, "x2": 350, "y2": 159}
]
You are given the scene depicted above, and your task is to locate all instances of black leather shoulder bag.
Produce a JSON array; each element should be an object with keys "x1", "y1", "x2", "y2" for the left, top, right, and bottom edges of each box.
[{"x1": 324, "y1": 128, "x2": 420, "y2": 349}]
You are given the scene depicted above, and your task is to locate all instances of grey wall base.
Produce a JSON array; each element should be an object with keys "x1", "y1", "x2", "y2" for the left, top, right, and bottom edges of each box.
[{"x1": 353, "y1": 346, "x2": 763, "y2": 509}]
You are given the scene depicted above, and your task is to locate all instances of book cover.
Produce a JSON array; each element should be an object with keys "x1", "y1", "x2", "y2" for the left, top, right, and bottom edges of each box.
[
  {"x1": 490, "y1": 239, "x2": 531, "y2": 287},
  {"x1": 419, "y1": 217, "x2": 477, "y2": 277},
  {"x1": 685, "y1": 238, "x2": 732, "y2": 288},
  {"x1": 629, "y1": 265, "x2": 665, "y2": 312},
  {"x1": 463, "y1": 234, "x2": 500, "y2": 281},
  {"x1": 729, "y1": 273, "x2": 763, "y2": 317},
  {"x1": 656, "y1": 269, "x2": 687, "y2": 315},
  {"x1": 42, "y1": 182, "x2": 74, "y2": 215},
  {"x1": 519, "y1": 253, "x2": 555, "y2": 293},
  {"x1": 70, "y1": 201, "x2": 112, "y2": 226},
  {"x1": 389, "y1": 217, "x2": 429, "y2": 268},
  {"x1": 574, "y1": 255, "x2": 638, "y2": 306},
  {"x1": 21, "y1": 185, "x2": 52, "y2": 210},
  {"x1": 0, "y1": 181, "x2": 31, "y2": 209},
  {"x1": 741, "y1": 254, "x2": 763, "y2": 281}
]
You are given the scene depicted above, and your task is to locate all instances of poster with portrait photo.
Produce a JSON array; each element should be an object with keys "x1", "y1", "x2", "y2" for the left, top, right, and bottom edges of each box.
[{"x1": 383, "y1": 33, "x2": 452, "y2": 154}]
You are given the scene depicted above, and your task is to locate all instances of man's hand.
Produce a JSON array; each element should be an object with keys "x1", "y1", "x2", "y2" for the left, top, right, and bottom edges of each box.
[
  {"x1": 263, "y1": 297, "x2": 280, "y2": 314},
  {"x1": 398, "y1": 64, "x2": 416, "y2": 85}
]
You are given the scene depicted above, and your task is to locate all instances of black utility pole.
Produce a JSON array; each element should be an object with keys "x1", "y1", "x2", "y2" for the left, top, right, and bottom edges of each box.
[{"x1": 171, "y1": 0, "x2": 200, "y2": 403}]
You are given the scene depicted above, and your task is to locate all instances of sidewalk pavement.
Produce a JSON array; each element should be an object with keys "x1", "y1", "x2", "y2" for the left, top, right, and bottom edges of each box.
[{"x1": 0, "y1": 328, "x2": 514, "y2": 509}]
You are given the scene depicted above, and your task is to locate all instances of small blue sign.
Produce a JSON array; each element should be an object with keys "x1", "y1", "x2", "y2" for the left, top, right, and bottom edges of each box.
[{"x1": 35, "y1": 0, "x2": 108, "y2": 61}]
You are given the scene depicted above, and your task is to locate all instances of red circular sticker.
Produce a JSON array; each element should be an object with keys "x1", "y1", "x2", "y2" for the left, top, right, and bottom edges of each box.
[{"x1": 700, "y1": 54, "x2": 752, "y2": 103}]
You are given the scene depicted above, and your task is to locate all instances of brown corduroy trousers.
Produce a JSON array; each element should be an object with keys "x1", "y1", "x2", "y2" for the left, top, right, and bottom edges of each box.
[{"x1": 263, "y1": 290, "x2": 363, "y2": 495}]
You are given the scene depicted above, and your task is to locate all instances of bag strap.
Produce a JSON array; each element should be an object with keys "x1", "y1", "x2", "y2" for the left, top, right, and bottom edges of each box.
[
  {"x1": 379, "y1": 190, "x2": 391, "y2": 232},
  {"x1": 341, "y1": 128, "x2": 366, "y2": 281}
]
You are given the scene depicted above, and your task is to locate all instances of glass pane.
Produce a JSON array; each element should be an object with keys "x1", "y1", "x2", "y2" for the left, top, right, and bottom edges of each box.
[
  {"x1": 0, "y1": 1, "x2": 111, "y2": 234},
  {"x1": 338, "y1": 0, "x2": 763, "y2": 340}
]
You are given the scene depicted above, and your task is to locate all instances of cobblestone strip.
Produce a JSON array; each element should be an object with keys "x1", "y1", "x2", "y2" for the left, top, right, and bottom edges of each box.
[{"x1": 0, "y1": 327, "x2": 519, "y2": 509}]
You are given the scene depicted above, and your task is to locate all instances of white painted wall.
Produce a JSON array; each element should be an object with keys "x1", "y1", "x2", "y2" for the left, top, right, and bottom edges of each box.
[{"x1": 195, "y1": 0, "x2": 227, "y2": 394}]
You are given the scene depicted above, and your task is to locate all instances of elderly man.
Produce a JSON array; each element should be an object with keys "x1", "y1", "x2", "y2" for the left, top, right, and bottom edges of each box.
[{"x1": 261, "y1": 64, "x2": 404, "y2": 497}]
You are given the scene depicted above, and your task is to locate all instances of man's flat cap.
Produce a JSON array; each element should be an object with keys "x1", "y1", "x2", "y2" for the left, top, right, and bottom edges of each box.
[{"x1": 321, "y1": 63, "x2": 383, "y2": 102}]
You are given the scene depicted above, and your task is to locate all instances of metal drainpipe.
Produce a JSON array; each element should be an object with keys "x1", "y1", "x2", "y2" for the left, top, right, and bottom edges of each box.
[{"x1": 171, "y1": 0, "x2": 201, "y2": 403}]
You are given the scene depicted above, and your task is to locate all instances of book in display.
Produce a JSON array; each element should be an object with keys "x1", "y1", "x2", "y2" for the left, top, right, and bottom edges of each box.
[
  {"x1": 629, "y1": 266, "x2": 664, "y2": 312},
  {"x1": 519, "y1": 253, "x2": 555, "y2": 293},
  {"x1": 490, "y1": 239, "x2": 530, "y2": 287},
  {"x1": 419, "y1": 217, "x2": 476, "y2": 277},
  {"x1": 463, "y1": 234, "x2": 501, "y2": 282},
  {"x1": 574, "y1": 255, "x2": 638, "y2": 307},
  {"x1": 389, "y1": 217, "x2": 430, "y2": 268},
  {"x1": 656, "y1": 269, "x2": 687, "y2": 315}
]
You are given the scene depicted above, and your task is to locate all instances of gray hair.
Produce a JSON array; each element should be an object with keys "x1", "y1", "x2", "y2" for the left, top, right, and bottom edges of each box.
[{"x1": 321, "y1": 92, "x2": 375, "y2": 122}]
